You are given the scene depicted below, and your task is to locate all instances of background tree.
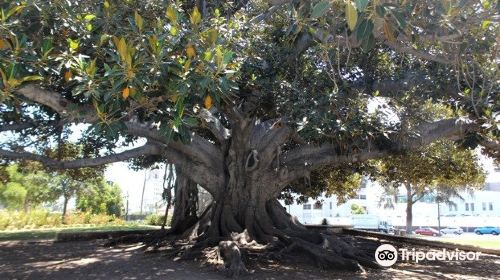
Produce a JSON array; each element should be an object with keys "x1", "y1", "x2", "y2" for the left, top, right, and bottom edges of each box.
[
  {"x1": 44, "y1": 143, "x2": 104, "y2": 222},
  {"x1": 374, "y1": 140, "x2": 486, "y2": 233},
  {"x1": 76, "y1": 179, "x2": 123, "y2": 216},
  {"x1": 0, "y1": 0, "x2": 497, "y2": 273},
  {"x1": 0, "y1": 163, "x2": 58, "y2": 211}
]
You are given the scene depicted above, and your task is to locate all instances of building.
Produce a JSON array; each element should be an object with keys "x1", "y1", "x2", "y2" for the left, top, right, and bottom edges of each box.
[
  {"x1": 284, "y1": 177, "x2": 500, "y2": 230},
  {"x1": 140, "y1": 168, "x2": 166, "y2": 214}
]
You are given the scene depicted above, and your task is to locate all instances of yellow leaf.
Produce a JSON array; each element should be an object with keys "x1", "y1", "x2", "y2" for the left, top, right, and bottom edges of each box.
[
  {"x1": 186, "y1": 44, "x2": 196, "y2": 59},
  {"x1": 346, "y1": 1, "x2": 358, "y2": 31},
  {"x1": 166, "y1": 6, "x2": 177, "y2": 23},
  {"x1": 116, "y1": 37, "x2": 128, "y2": 62},
  {"x1": 134, "y1": 11, "x2": 144, "y2": 31},
  {"x1": 183, "y1": 59, "x2": 192, "y2": 72},
  {"x1": 122, "y1": 87, "x2": 130, "y2": 100},
  {"x1": 190, "y1": 7, "x2": 201, "y2": 26},
  {"x1": 204, "y1": 95, "x2": 213, "y2": 109},
  {"x1": 104, "y1": 0, "x2": 110, "y2": 9},
  {"x1": 86, "y1": 58, "x2": 97, "y2": 76},
  {"x1": 0, "y1": 38, "x2": 10, "y2": 50},
  {"x1": 383, "y1": 21, "x2": 395, "y2": 42},
  {"x1": 64, "y1": 70, "x2": 72, "y2": 82},
  {"x1": 169, "y1": 93, "x2": 179, "y2": 102},
  {"x1": 148, "y1": 35, "x2": 159, "y2": 54},
  {"x1": 7, "y1": 78, "x2": 20, "y2": 88},
  {"x1": 215, "y1": 46, "x2": 223, "y2": 69},
  {"x1": 67, "y1": 38, "x2": 79, "y2": 52}
]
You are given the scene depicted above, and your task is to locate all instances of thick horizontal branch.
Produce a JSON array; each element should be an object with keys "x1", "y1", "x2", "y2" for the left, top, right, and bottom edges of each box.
[
  {"x1": 0, "y1": 144, "x2": 160, "y2": 169},
  {"x1": 14, "y1": 85, "x2": 98, "y2": 123},
  {"x1": 278, "y1": 118, "x2": 479, "y2": 191},
  {"x1": 10, "y1": 84, "x2": 225, "y2": 186},
  {"x1": 383, "y1": 40, "x2": 455, "y2": 65}
]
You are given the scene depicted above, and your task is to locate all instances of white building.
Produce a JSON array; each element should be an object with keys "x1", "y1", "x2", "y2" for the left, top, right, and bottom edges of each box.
[
  {"x1": 284, "y1": 179, "x2": 500, "y2": 231},
  {"x1": 285, "y1": 179, "x2": 394, "y2": 225}
]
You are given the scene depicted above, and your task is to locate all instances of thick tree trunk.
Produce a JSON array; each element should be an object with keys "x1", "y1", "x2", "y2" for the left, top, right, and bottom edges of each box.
[
  {"x1": 405, "y1": 184, "x2": 413, "y2": 234},
  {"x1": 167, "y1": 119, "x2": 379, "y2": 273},
  {"x1": 112, "y1": 118, "x2": 379, "y2": 273}
]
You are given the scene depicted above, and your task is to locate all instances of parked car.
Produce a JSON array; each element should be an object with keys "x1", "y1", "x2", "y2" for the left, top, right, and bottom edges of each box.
[
  {"x1": 415, "y1": 227, "x2": 441, "y2": 236},
  {"x1": 474, "y1": 226, "x2": 500, "y2": 235},
  {"x1": 440, "y1": 227, "x2": 464, "y2": 235}
]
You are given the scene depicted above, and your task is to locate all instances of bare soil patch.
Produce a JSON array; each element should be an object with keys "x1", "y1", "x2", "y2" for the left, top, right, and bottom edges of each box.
[{"x1": 0, "y1": 239, "x2": 499, "y2": 279}]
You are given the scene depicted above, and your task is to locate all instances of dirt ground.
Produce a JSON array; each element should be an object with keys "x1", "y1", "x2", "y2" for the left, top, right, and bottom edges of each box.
[{"x1": 1, "y1": 239, "x2": 499, "y2": 280}]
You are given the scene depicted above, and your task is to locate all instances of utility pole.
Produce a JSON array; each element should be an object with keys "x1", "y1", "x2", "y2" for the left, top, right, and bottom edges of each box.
[
  {"x1": 125, "y1": 192, "x2": 129, "y2": 221},
  {"x1": 140, "y1": 169, "x2": 147, "y2": 216},
  {"x1": 436, "y1": 192, "x2": 441, "y2": 234}
]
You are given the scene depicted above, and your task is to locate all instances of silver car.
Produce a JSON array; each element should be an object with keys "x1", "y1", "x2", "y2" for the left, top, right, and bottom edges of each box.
[{"x1": 440, "y1": 227, "x2": 464, "y2": 235}]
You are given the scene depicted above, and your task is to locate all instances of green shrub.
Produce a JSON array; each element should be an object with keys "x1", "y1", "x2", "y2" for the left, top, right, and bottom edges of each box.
[{"x1": 145, "y1": 213, "x2": 171, "y2": 226}]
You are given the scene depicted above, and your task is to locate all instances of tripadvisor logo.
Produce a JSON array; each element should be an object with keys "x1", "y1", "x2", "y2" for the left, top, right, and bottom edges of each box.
[
  {"x1": 374, "y1": 244, "x2": 481, "y2": 267},
  {"x1": 375, "y1": 244, "x2": 398, "y2": 267}
]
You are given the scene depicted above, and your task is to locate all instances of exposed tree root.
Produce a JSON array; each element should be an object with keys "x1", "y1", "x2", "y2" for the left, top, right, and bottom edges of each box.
[
  {"x1": 105, "y1": 199, "x2": 381, "y2": 277},
  {"x1": 217, "y1": 241, "x2": 250, "y2": 277}
]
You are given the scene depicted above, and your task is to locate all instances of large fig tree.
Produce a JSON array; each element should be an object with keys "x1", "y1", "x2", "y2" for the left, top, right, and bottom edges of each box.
[{"x1": 0, "y1": 0, "x2": 498, "y2": 273}]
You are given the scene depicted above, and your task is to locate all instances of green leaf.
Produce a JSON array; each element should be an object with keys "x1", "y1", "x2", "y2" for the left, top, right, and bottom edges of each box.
[
  {"x1": 311, "y1": 0, "x2": 332, "y2": 19},
  {"x1": 20, "y1": 75, "x2": 43, "y2": 82},
  {"x1": 183, "y1": 117, "x2": 199, "y2": 127},
  {"x1": 67, "y1": 38, "x2": 80, "y2": 52},
  {"x1": 481, "y1": 20, "x2": 491, "y2": 30},
  {"x1": 84, "y1": 14, "x2": 96, "y2": 21},
  {"x1": 392, "y1": 11, "x2": 406, "y2": 29},
  {"x1": 6, "y1": 4, "x2": 25, "y2": 19},
  {"x1": 223, "y1": 51, "x2": 234, "y2": 64},
  {"x1": 346, "y1": 2, "x2": 358, "y2": 31},
  {"x1": 355, "y1": 0, "x2": 369, "y2": 11},
  {"x1": 361, "y1": 34, "x2": 375, "y2": 52},
  {"x1": 356, "y1": 19, "x2": 373, "y2": 41}
]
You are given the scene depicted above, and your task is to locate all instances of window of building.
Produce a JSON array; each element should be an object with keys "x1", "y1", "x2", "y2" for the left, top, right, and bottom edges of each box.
[
  {"x1": 490, "y1": 202, "x2": 494, "y2": 211},
  {"x1": 313, "y1": 202, "x2": 322, "y2": 210},
  {"x1": 471, "y1": 203, "x2": 475, "y2": 211},
  {"x1": 465, "y1": 203, "x2": 469, "y2": 211},
  {"x1": 483, "y1": 202, "x2": 487, "y2": 211},
  {"x1": 454, "y1": 205, "x2": 457, "y2": 211},
  {"x1": 449, "y1": 205, "x2": 453, "y2": 211},
  {"x1": 329, "y1": 202, "x2": 332, "y2": 210},
  {"x1": 303, "y1": 204, "x2": 311, "y2": 210},
  {"x1": 359, "y1": 194, "x2": 366, "y2": 200}
]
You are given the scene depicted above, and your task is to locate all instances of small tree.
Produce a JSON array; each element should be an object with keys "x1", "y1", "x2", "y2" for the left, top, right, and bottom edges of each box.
[
  {"x1": 76, "y1": 180, "x2": 123, "y2": 216},
  {"x1": 375, "y1": 140, "x2": 485, "y2": 233},
  {"x1": 351, "y1": 203, "x2": 366, "y2": 215},
  {"x1": 0, "y1": 163, "x2": 57, "y2": 211}
]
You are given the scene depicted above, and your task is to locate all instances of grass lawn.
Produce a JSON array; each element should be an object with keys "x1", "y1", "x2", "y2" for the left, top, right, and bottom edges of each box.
[
  {"x1": 417, "y1": 234, "x2": 500, "y2": 250},
  {"x1": 440, "y1": 238, "x2": 500, "y2": 249},
  {"x1": 0, "y1": 224, "x2": 160, "y2": 241}
]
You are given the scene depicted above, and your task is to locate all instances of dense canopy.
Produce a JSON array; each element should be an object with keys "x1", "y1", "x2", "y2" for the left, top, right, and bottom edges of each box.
[{"x1": 0, "y1": 0, "x2": 498, "y2": 274}]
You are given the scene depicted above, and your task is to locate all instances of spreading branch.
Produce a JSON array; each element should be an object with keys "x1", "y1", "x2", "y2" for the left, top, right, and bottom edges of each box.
[
  {"x1": 0, "y1": 144, "x2": 160, "y2": 169},
  {"x1": 277, "y1": 118, "x2": 480, "y2": 191}
]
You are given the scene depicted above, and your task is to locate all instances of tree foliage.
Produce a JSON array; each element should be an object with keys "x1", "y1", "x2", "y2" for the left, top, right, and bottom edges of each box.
[
  {"x1": 76, "y1": 179, "x2": 123, "y2": 216},
  {"x1": 0, "y1": 0, "x2": 498, "y2": 272}
]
